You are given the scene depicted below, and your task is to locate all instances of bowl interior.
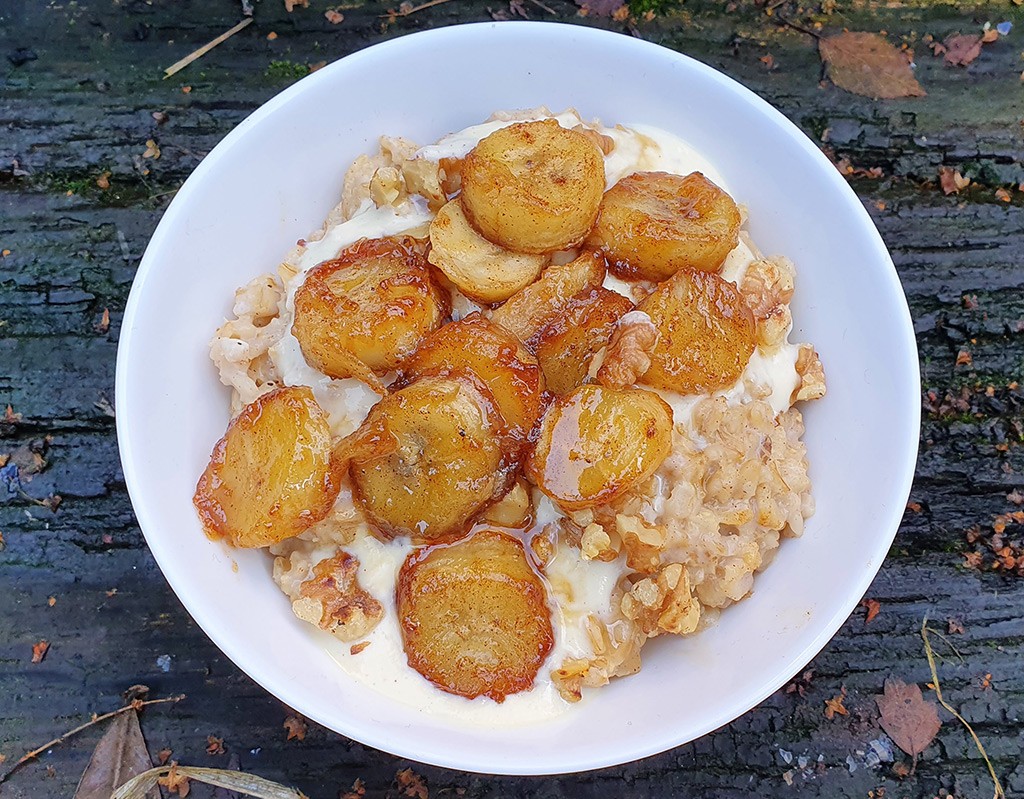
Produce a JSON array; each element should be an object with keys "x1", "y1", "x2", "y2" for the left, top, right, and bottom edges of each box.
[{"x1": 116, "y1": 21, "x2": 919, "y2": 775}]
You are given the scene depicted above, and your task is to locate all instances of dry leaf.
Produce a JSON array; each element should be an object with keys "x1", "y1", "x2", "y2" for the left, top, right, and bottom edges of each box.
[
  {"x1": 4, "y1": 405, "x2": 23, "y2": 423},
  {"x1": 824, "y1": 686, "x2": 849, "y2": 719},
  {"x1": 956, "y1": 350, "x2": 972, "y2": 366},
  {"x1": 206, "y1": 736, "x2": 225, "y2": 755},
  {"x1": 862, "y1": 598, "x2": 881, "y2": 623},
  {"x1": 96, "y1": 172, "x2": 111, "y2": 190},
  {"x1": 72, "y1": 710, "x2": 159, "y2": 799},
  {"x1": 943, "y1": 34, "x2": 983, "y2": 66},
  {"x1": 574, "y1": 0, "x2": 625, "y2": 17},
  {"x1": 947, "y1": 617, "x2": 965, "y2": 635},
  {"x1": 875, "y1": 678, "x2": 941, "y2": 760},
  {"x1": 995, "y1": 187, "x2": 1012, "y2": 202},
  {"x1": 31, "y1": 640, "x2": 50, "y2": 663},
  {"x1": 142, "y1": 140, "x2": 160, "y2": 160},
  {"x1": 48, "y1": 596, "x2": 57, "y2": 607},
  {"x1": 95, "y1": 308, "x2": 111, "y2": 334},
  {"x1": 324, "y1": 9, "x2": 344, "y2": 23},
  {"x1": 1007, "y1": 489, "x2": 1024, "y2": 505},
  {"x1": 939, "y1": 167, "x2": 970, "y2": 195},
  {"x1": 283, "y1": 715, "x2": 306, "y2": 742},
  {"x1": 158, "y1": 762, "x2": 191, "y2": 797},
  {"x1": 284, "y1": 0, "x2": 309, "y2": 10},
  {"x1": 819, "y1": 32, "x2": 926, "y2": 99},
  {"x1": 157, "y1": 748, "x2": 172, "y2": 766},
  {"x1": 341, "y1": 779, "x2": 366, "y2": 799},
  {"x1": 266, "y1": 31, "x2": 278, "y2": 40},
  {"x1": 395, "y1": 768, "x2": 428, "y2": 799}
]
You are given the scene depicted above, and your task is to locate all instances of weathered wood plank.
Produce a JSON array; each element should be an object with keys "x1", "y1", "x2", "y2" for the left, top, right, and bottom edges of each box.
[{"x1": 3, "y1": 0, "x2": 1024, "y2": 797}]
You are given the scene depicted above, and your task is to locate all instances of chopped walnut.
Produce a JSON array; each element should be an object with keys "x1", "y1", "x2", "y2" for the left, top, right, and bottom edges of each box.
[
  {"x1": 580, "y1": 522, "x2": 619, "y2": 562},
  {"x1": 551, "y1": 611, "x2": 644, "y2": 702},
  {"x1": 439, "y1": 157, "x2": 463, "y2": 196},
  {"x1": 369, "y1": 165, "x2": 405, "y2": 208},
  {"x1": 757, "y1": 304, "x2": 792, "y2": 350},
  {"x1": 615, "y1": 514, "x2": 665, "y2": 574},
  {"x1": 401, "y1": 158, "x2": 447, "y2": 211},
  {"x1": 482, "y1": 481, "x2": 532, "y2": 528},
  {"x1": 294, "y1": 552, "x2": 383, "y2": 641},
  {"x1": 597, "y1": 311, "x2": 658, "y2": 389},
  {"x1": 530, "y1": 525, "x2": 556, "y2": 567},
  {"x1": 741, "y1": 256, "x2": 795, "y2": 320},
  {"x1": 340, "y1": 136, "x2": 419, "y2": 219},
  {"x1": 793, "y1": 344, "x2": 826, "y2": 402},
  {"x1": 620, "y1": 563, "x2": 700, "y2": 636},
  {"x1": 572, "y1": 124, "x2": 615, "y2": 155}
]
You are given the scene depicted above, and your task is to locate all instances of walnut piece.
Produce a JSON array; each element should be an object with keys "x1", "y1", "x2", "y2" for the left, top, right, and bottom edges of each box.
[
  {"x1": 793, "y1": 344, "x2": 826, "y2": 402},
  {"x1": 482, "y1": 481, "x2": 532, "y2": 528},
  {"x1": 597, "y1": 310, "x2": 658, "y2": 389},
  {"x1": 294, "y1": 552, "x2": 383, "y2": 641},
  {"x1": 615, "y1": 514, "x2": 665, "y2": 574},
  {"x1": 572, "y1": 125, "x2": 615, "y2": 156},
  {"x1": 620, "y1": 563, "x2": 701, "y2": 637},
  {"x1": 741, "y1": 256, "x2": 795, "y2": 320}
]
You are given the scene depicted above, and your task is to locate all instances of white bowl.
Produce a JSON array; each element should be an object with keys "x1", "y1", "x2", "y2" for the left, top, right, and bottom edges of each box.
[{"x1": 116, "y1": 21, "x2": 919, "y2": 775}]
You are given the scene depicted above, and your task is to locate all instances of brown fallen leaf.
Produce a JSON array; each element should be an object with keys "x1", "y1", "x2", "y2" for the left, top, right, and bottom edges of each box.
[
  {"x1": 157, "y1": 748, "x2": 172, "y2": 766},
  {"x1": 574, "y1": 0, "x2": 624, "y2": 17},
  {"x1": 876, "y1": 678, "x2": 941, "y2": 766},
  {"x1": 324, "y1": 8, "x2": 344, "y2": 23},
  {"x1": 96, "y1": 172, "x2": 111, "y2": 190},
  {"x1": 395, "y1": 768, "x2": 428, "y2": 799},
  {"x1": 862, "y1": 598, "x2": 881, "y2": 624},
  {"x1": 947, "y1": 617, "x2": 965, "y2": 635},
  {"x1": 31, "y1": 640, "x2": 50, "y2": 663},
  {"x1": 158, "y1": 762, "x2": 191, "y2": 797},
  {"x1": 48, "y1": 596, "x2": 56, "y2": 607},
  {"x1": 996, "y1": 187, "x2": 1012, "y2": 202},
  {"x1": 283, "y1": 715, "x2": 306, "y2": 742},
  {"x1": 956, "y1": 350, "x2": 973, "y2": 366},
  {"x1": 939, "y1": 166, "x2": 970, "y2": 195},
  {"x1": 1007, "y1": 489, "x2": 1024, "y2": 505},
  {"x1": 819, "y1": 32, "x2": 926, "y2": 99},
  {"x1": 284, "y1": 0, "x2": 309, "y2": 9},
  {"x1": 205, "y1": 735, "x2": 225, "y2": 755},
  {"x1": 824, "y1": 686, "x2": 849, "y2": 719},
  {"x1": 906, "y1": 501, "x2": 923, "y2": 512},
  {"x1": 341, "y1": 778, "x2": 366, "y2": 799},
  {"x1": 72, "y1": 710, "x2": 158, "y2": 799},
  {"x1": 142, "y1": 140, "x2": 161, "y2": 160},
  {"x1": 4, "y1": 405, "x2": 22, "y2": 423},
  {"x1": 95, "y1": 308, "x2": 110, "y2": 334},
  {"x1": 943, "y1": 33, "x2": 983, "y2": 67}
]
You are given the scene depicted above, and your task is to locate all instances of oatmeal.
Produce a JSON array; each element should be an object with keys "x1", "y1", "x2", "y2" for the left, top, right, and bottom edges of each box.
[{"x1": 194, "y1": 109, "x2": 826, "y2": 720}]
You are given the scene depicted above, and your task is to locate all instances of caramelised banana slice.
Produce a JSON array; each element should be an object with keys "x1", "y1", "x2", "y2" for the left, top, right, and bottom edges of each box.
[
  {"x1": 639, "y1": 268, "x2": 756, "y2": 394},
  {"x1": 401, "y1": 313, "x2": 546, "y2": 452},
  {"x1": 588, "y1": 171, "x2": 740, "y2": 280},
  {"x1": 344, "y1": 377, "x2": 508, "y2": 541},
  {"x1": 460, "y1": 120, "x2": 606, "y2": 254},
  {"x1": 529, "y1": 287, "x2": 634, "y2": 395},
  {"x1": 489, "y1": 250, "x2": 606, "y2": 344},
  {"x1": 428, "y1": 199, "x2": 547, "y2": 303},
  {"x1": 526, "y1": 384, "x2": 673, "y2": 511},
  {"x1": 397, "y1": 529, "x2": 554, "y2": 702},
  {"x1": 194, "y1": 386, "x2": 341, "y2": 548},
  {"x1": 292, "y1": 236, "x2": 449, "y2": 380}
]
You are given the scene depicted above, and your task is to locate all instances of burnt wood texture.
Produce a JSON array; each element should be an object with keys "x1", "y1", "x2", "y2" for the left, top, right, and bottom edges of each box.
[{"x1": 2, "y1": 1, "x2": 1023, "y2": 797}]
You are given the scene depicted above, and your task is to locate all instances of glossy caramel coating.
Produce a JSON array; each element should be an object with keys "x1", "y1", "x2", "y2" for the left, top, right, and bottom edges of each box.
[
  {"x1": 639, "y1": 268, "x2": 756, "y2": 394},
  {"x1": 194, "y1": 386, "x2": 341, "y2": 548},
  {"x1": 397, "y1": 529, "x2": 554, "y2": 701},
  {"x1": 292, "y1": 236, "x2": 449, "y2": 379},
  {"x1": 526, "y1": 384, "x2": 673, "y2": 511},
  {"x1": 588, "y1": 171, "x2": 740, "y2": 280}
]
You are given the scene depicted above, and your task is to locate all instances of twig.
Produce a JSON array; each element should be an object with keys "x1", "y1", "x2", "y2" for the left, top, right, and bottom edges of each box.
[
  {"x1": 921, "y1": 617, "x2": 1004, "y2": 799},
  {"x1": 163, "y1": 18, "x2": 253, "y2": 79},
  {"x1": 525, "y1": 0, "x2": 557, "y2": 14},
  {"x1": 380, "y1": 0, "x2": 455, "y2": 18},
  {"x1": 922, "y1": 624, "x2": 966, "y2": 663},
  {"x1": 0, "y1": 694, "x2": 186, "y2": 786},
  {"x1": 774, "y1": 13, "x2": 822, "y2": 40}
]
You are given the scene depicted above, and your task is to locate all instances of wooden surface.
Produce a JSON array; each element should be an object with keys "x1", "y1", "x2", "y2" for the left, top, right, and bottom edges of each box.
[{"x1": 2, "y1": 1, "x2": 1024, "y2": 797}]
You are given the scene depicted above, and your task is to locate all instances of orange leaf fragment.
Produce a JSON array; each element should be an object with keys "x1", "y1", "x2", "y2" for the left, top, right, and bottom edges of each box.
[
  {"x1": 205, "y1": 735, "x2": 225, "y2": 755},
  {"x1": 283, "y1": 715, "x2": 307, "y2": 741},
  {"x1": 819, "y1": 32, "x2": 926, "y2": 99},
  {"x1": 862, "y1": 598, "x2": 881, "y2": 623},
  {"x1": 824, "y1": 686, "x2": 849, "y2": 719},
  {"x1": 31, "y1": 640, "x2": 50, "y2": 663},
  {"x1": 158, "y1": 762, "x2": 191, "y2": 797},
  {"x1": 955, "y1": 350, "x2": 972, "y2": 366}
]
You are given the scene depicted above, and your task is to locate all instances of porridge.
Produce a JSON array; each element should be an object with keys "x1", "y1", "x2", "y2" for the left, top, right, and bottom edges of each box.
[{"x1": 193, "y1": 109, "x2": 826, "y2": 720}]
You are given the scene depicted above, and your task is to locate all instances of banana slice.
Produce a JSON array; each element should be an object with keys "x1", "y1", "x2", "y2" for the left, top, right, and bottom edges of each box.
[
  {"x1": 401, "y1": 312, "x2": 546, "y2": 453},
  {"x1": 526, "y1": 384, "x2": 673, "y2": 511},
  {"x1": 530, "y1": 287, "x2": 634, "y2": 395},
  {"x1": 345, "y1": 377, "x2": 508, "y2": 541},
  {"x1": 194, "y1": 386, "x2": 341, "y2": 548},
  {"x1": 588, "y1": 171, "x2": 740, "y2": 280},
  {"x1": 292, "y1": 236, "x2": 449, "y2": 379},
  {"x1": 639, "y1": 268, "x2": 756, "y2": 394},
  {"x1": 397, "y1": 529, "x2": 554, "y2": 701},
  {"x1": 428, "y1": 200, "x2": 547, "y2": 303},
  {"x1": 460, "y1": 119, "x2": 606, "y2": 254},
  {"x1": 489, "y1": 250, "x2": 606, "y2": 343}
]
